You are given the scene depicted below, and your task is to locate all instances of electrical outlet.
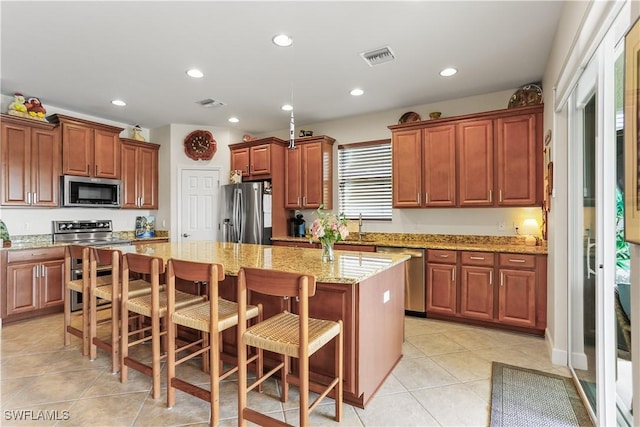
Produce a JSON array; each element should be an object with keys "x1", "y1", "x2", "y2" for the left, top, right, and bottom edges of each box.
[
  {"x1": 23, "y1": 222, "x2": 30, "y2": 231},
  {"x1": 383, "y1": 290, "x2": 390, "y2": 303},
  {"x1": 498, "y1": 222, "x2": 505, "y2": 231}
]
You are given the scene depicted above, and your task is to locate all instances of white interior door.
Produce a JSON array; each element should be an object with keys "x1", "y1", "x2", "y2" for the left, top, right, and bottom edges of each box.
[{"x1": 180, "y1": 168, "x2": 220, "y2": 242}]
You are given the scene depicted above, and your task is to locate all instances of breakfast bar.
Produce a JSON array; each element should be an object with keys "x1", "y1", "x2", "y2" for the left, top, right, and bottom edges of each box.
[{"x1": 116, "y1": 240, "x2": 410, "y2": 408}]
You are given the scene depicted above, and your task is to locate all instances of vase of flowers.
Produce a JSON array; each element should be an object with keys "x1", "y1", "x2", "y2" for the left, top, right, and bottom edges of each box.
[{"x1": 309, "y1": 206, "x2": 349, "y2": 261}]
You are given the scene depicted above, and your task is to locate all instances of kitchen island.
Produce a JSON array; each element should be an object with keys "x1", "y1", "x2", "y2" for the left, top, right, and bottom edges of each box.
[{"x1": 116, "y1": 241, "x2": 409, "y2": 408}]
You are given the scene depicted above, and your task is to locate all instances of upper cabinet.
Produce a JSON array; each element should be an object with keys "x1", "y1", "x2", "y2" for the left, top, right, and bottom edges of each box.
[
  {"x1": 48, "y1": 114, "x2": 123, "y2": 179},
  {"x1": 285, "y1": 135, "x2": 335, "y2": 209},
  {"x1": 389, "y1": 105, "x2": 543, "y2": 208},
  {"x1": 1, "y1": 115, "x2": 61, "y2": 207},
  {"x1": 121, "y1": 138, "x2": 159, "y2": 209},
  {"x1": 230, "y1": 137, "x2": 286, "y2": 181}
]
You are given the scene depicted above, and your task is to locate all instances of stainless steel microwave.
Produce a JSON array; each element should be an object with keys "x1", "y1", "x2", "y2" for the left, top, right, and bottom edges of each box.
[{"x1": 61, "y1": 175, "x2": 122, "y2": 208}]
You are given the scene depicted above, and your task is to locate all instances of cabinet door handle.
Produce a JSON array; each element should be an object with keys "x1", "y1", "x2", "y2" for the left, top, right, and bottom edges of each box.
[
  {"x1": 469, "y1": 256, "x2": 485, "y2": 260},
  {"x1": 489, "y1": 190, "x2": 493, "y2": 203},
  {"x1": 35, "y1": 265, "x2": 39, "y2": 278},
  {"x1": 303, "y1": 196, "x2": 307, "y2": 206},
  {"x1": 417, "y1": 192, "x2": 421, "y2": 205},
  {"x1": 95, "y1": 165, "x2": 98, "y2": 175},
  {"x1": 439, "y1": 254, "x2": 449, "y2": 258},
  {"x1": 140, "y1": 197, "x2": 144, "y2": 206},
  {"x1": 425, "y1": 192, "x2": 429, "y2": 204},
  {"x1": 499, "y1": 189, "x2": 503, "y2": 203},
  {"x1": 41, "y1": 265, "x2": 45, "y2": 276},
  {"x1": 508, "y1": 258, "x2": 526, "y2": 263},
  {"x1": 33, "y1": 193, "x2": 37, "y2": 204},
  {"x1": 27, "y1": 192, "x2": 31, "y2": 205},
  {"x1": 489, "y1": 270, "x2": 493, "y2": 285},
  {"x1": 297, "y1": 196, "x2": 300, "y2": 207},
  {"x1": 500, "y1": 272, "x2": 504, "y2": 287},
  {"x1": 451, "y1": 268, "x2": 455, "y2": 282}
]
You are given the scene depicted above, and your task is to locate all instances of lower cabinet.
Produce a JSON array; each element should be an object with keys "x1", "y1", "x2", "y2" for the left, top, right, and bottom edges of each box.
[
  {"x1": 426, "y1": 250, "x2": 457, "y2": 315},
  {"x1": 459, "y1": 251, "x2": 495, "y2": 321},
  {"x1": 2, "y1": 247, "x2": 65, "y2": 321},
  {"x1": 426, "y1": 249, "x2": 546, "y2": 334}
]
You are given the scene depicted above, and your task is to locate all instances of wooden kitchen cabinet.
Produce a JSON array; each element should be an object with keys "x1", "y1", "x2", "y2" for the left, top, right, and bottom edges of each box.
[
  {"x1": 459, "y1": 251, "x2": 495, "y2": 321},
  {"x1": 423, "y1": 125, "x2": 456, "y2": 206},
  {"x1": 284, "y1": 136, "x2": 335, "y2": 209},
  {"x1": 496, "y1": 113, "x2": 539, "y2": 206},
  {"x1": 391, "y1": 129, "x2": 422, "y2": 207},
  {"x1": 389, "y1": 105, "x2": 543, "y2": 209},
  {"x1": 498, "y1": 253, "x2": 538, "y2": 328},
  {"x1": 230, "y1": 139, "x2": 282, "y2": 180},
  {"x1": 48, "y1": 114, "x2": 123, "y2": 179},
  {"x1": 392, "y1": 125, "x2": 456, "y2": 208},
  {"x1": 2, "y1": 247, "x2": 65, "y2": 321},
  {"x1": 426, "y1": 248, "x2": 547, "y2": 335},
  {"x1": 1, "y1": 114, "x2": 61, "y2": 207},
  {"x1": 426, "y1": 249, "x2": 457, "y2": 315},
  {"x1": 121, "y1": 138, "x2": 159, "y2": 209},
  {"x1": 457, "y1": 119, "x2": 494, "y2": 207}
]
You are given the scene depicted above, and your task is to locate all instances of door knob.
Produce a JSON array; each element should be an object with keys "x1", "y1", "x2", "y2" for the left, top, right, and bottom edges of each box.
[{"x1": 182, "y1": 233, "x2": 190, "y2": 238}]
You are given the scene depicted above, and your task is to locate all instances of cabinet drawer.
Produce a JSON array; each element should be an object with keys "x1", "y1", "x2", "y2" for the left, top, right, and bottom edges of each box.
[
  {"x1": 460, "y1": 251, "x2": 494, "y2": 266},
  {"x1": 499, "y1": 253, "x2": 535, "y2": 269},
  {"x1": 427, "y1": 249, "x2": 457, "y2": 263},
  {"x1": 7, "y1": 247, "x2": 65, "y2": 263}
]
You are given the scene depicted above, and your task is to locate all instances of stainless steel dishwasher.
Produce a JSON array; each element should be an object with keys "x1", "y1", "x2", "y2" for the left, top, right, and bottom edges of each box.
[{"x1": 377, "y1": 247, "x2": 426, "y2": 316}]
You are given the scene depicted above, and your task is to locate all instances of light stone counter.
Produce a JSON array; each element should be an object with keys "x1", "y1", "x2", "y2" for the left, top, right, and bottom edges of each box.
[{"x1": 115, "y1": 241, "x2": 409, "y2": 284}]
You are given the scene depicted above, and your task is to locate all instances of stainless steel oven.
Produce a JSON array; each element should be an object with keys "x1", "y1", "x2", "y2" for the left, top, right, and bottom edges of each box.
[{"x1": 53, "y1": 220, "x2": 132, "y2": 311}]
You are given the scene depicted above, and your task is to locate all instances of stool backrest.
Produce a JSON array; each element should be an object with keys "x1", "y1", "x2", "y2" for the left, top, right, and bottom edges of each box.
[
  {"x1": 65, "y1": 244, "x2": 90, "y2": 283},
  {"x1": 240, "y1": 267, "x2": 316, "y2": 299}
]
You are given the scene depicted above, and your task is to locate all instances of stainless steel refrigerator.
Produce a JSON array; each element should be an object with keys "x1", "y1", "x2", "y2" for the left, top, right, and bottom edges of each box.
[{"x1": 219, "y1": 182, "x2": 272, "y2": 244}]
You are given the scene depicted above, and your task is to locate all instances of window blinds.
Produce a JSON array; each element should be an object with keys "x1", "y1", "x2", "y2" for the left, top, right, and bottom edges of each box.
[{"x1": 338, "y1": 140, "x2": 392, "y2": 220}]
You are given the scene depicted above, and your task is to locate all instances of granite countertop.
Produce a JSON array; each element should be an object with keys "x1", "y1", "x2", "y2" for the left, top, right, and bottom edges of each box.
[
  {"x1": 115, "y1": 241, "x2": 409, "y2": 284},
  {"x1": 272, "y1": 232, "x2": 548, "y2": 255},
  {"x1": 0, "y1": 233, "x2": 169, "y2": 251}
]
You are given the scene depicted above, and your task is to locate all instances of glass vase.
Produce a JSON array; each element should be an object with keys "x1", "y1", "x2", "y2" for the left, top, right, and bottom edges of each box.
[{"x1": 321, "y1": 241, "x2": 335, "y2": 262}]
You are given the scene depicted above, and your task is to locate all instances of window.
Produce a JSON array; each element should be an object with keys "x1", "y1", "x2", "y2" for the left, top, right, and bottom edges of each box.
[{"x1": 338, "y1": 139, "x2": 392, "y2": 220}]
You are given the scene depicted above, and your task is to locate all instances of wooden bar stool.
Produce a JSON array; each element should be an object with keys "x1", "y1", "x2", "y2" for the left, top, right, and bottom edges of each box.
[
  {"x1": 64, "y1": 244, "x2": 108, "y2": 356},
  {"x1": 237, "y1": 267, "x2": 343, "y2": 427},
  {"x1": 120, "y1": 253, "x2": 205, "y2": 399},
  {"x1": 88, "y1": 247, "x2": 157, "y2": 373},
  {"x1": 165, "y1": 259, "x2": 260, "y2": 426}
]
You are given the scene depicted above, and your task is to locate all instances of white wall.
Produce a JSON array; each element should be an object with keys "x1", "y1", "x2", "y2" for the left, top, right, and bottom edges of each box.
[
  {"x1": 150, "y1": 123, "x2": 243, "y2": 242},
  {"x1": 0, "y1": 94, "x2": 157, "y2": 237}
]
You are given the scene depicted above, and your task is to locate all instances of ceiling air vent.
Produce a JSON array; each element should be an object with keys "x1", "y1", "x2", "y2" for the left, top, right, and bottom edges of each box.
[
  {"x1": 196, "y1": 98, "x2": 226, "y2": 108},
  {"x1": 360, "y1": 46, "x2": 395, "y2": 67}
]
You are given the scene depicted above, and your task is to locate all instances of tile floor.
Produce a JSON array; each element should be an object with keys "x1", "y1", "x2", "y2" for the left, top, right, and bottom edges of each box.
[{"x1": 0, "y1": 313, "x2": 569, "y2": 426}]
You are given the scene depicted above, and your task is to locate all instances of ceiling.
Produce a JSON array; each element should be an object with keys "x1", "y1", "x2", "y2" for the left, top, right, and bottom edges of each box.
[{"x1": 1, "y1": 1, "x2": 564, "y2": 135}]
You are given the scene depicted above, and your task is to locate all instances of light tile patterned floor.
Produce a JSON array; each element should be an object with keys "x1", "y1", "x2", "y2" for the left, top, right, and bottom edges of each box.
[{"x1": 0, "y1": 313, "x2": 568, "y2": 426}]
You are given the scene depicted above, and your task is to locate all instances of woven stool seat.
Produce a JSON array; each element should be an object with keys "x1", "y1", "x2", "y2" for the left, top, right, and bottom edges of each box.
[
  {"x1": 93, "y1": 279, "x2": 162, "y2": 301},
  {"x1": 172, "y1": 298, "x2": 259, "y2": 332},
  {"x1": 126, "y1": 289, "x2": 204, "y2": 317},
  {"x1": 244, "y1": 311, "x2": 340, "y2": 358},
  {"x1": 68, "y1": 275, "x2": 112, "y2": 292}
]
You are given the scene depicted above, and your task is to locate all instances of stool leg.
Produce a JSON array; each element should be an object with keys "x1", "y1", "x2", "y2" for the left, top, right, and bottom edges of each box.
[
  {"x1": 167, "y1": 316, "x2": 176, "y2": 408},
  {"x1": 111, "y1": 296, "x2": 120, "y2": 374},
  {"x1": 151, "y1": 313, "x2": 162, "y2": 399},
  {"x1": 238, "y1": 334, "x2": 247, "y2": 427},
  {"x1": 335, "y1": 323, "x2": 343, "y2": 422},
  {"x1": 210, "y1": 333, "x2": 220, "y2": 427},
  {"x1": 299, "y1": 354, "x2": 309, "y2": 426},
  {"x1": 281, "y1": 355, "x2": 289, "y2": 402},
  {"x1": 120, "y1": 304, "x2": 129, "y2": 384}
]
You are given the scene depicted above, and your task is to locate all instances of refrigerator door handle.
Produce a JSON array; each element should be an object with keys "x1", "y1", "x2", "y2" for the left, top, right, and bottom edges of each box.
[{"x1": 233, "y1": 187, "x2": 243, "y2": 243}]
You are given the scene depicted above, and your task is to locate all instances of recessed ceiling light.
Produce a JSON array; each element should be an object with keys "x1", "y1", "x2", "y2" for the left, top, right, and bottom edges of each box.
[
  {"x1": 272, "y1": 34, "x2": 293, "y2": 47},
  {"x1": 440, "y1": 67, "x2": 458, "y2": 77},
  {"x1": 350, "y1": 88, "x2": 364, "y2": 96},
  {"x1": 111, "y1": 99, "x2": 126, "y2": 106},
  {"x1": 186, "y1": 68, "x2": 204, "y2": 78},
  {"x1": 281, "y1": 104, "x2": 293, "y2": 111},
  {"x1": 228, "y1": 117, "x2": 239, "y2": 123}
]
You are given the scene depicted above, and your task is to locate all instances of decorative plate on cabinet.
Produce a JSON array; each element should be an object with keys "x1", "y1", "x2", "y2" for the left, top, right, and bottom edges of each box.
[
  {"x1": 398, "y1": 111, "x2": 421, "y2": 124},
  {"x1": 508, "y1": 84, "x2": 543, "y2": 108}
]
